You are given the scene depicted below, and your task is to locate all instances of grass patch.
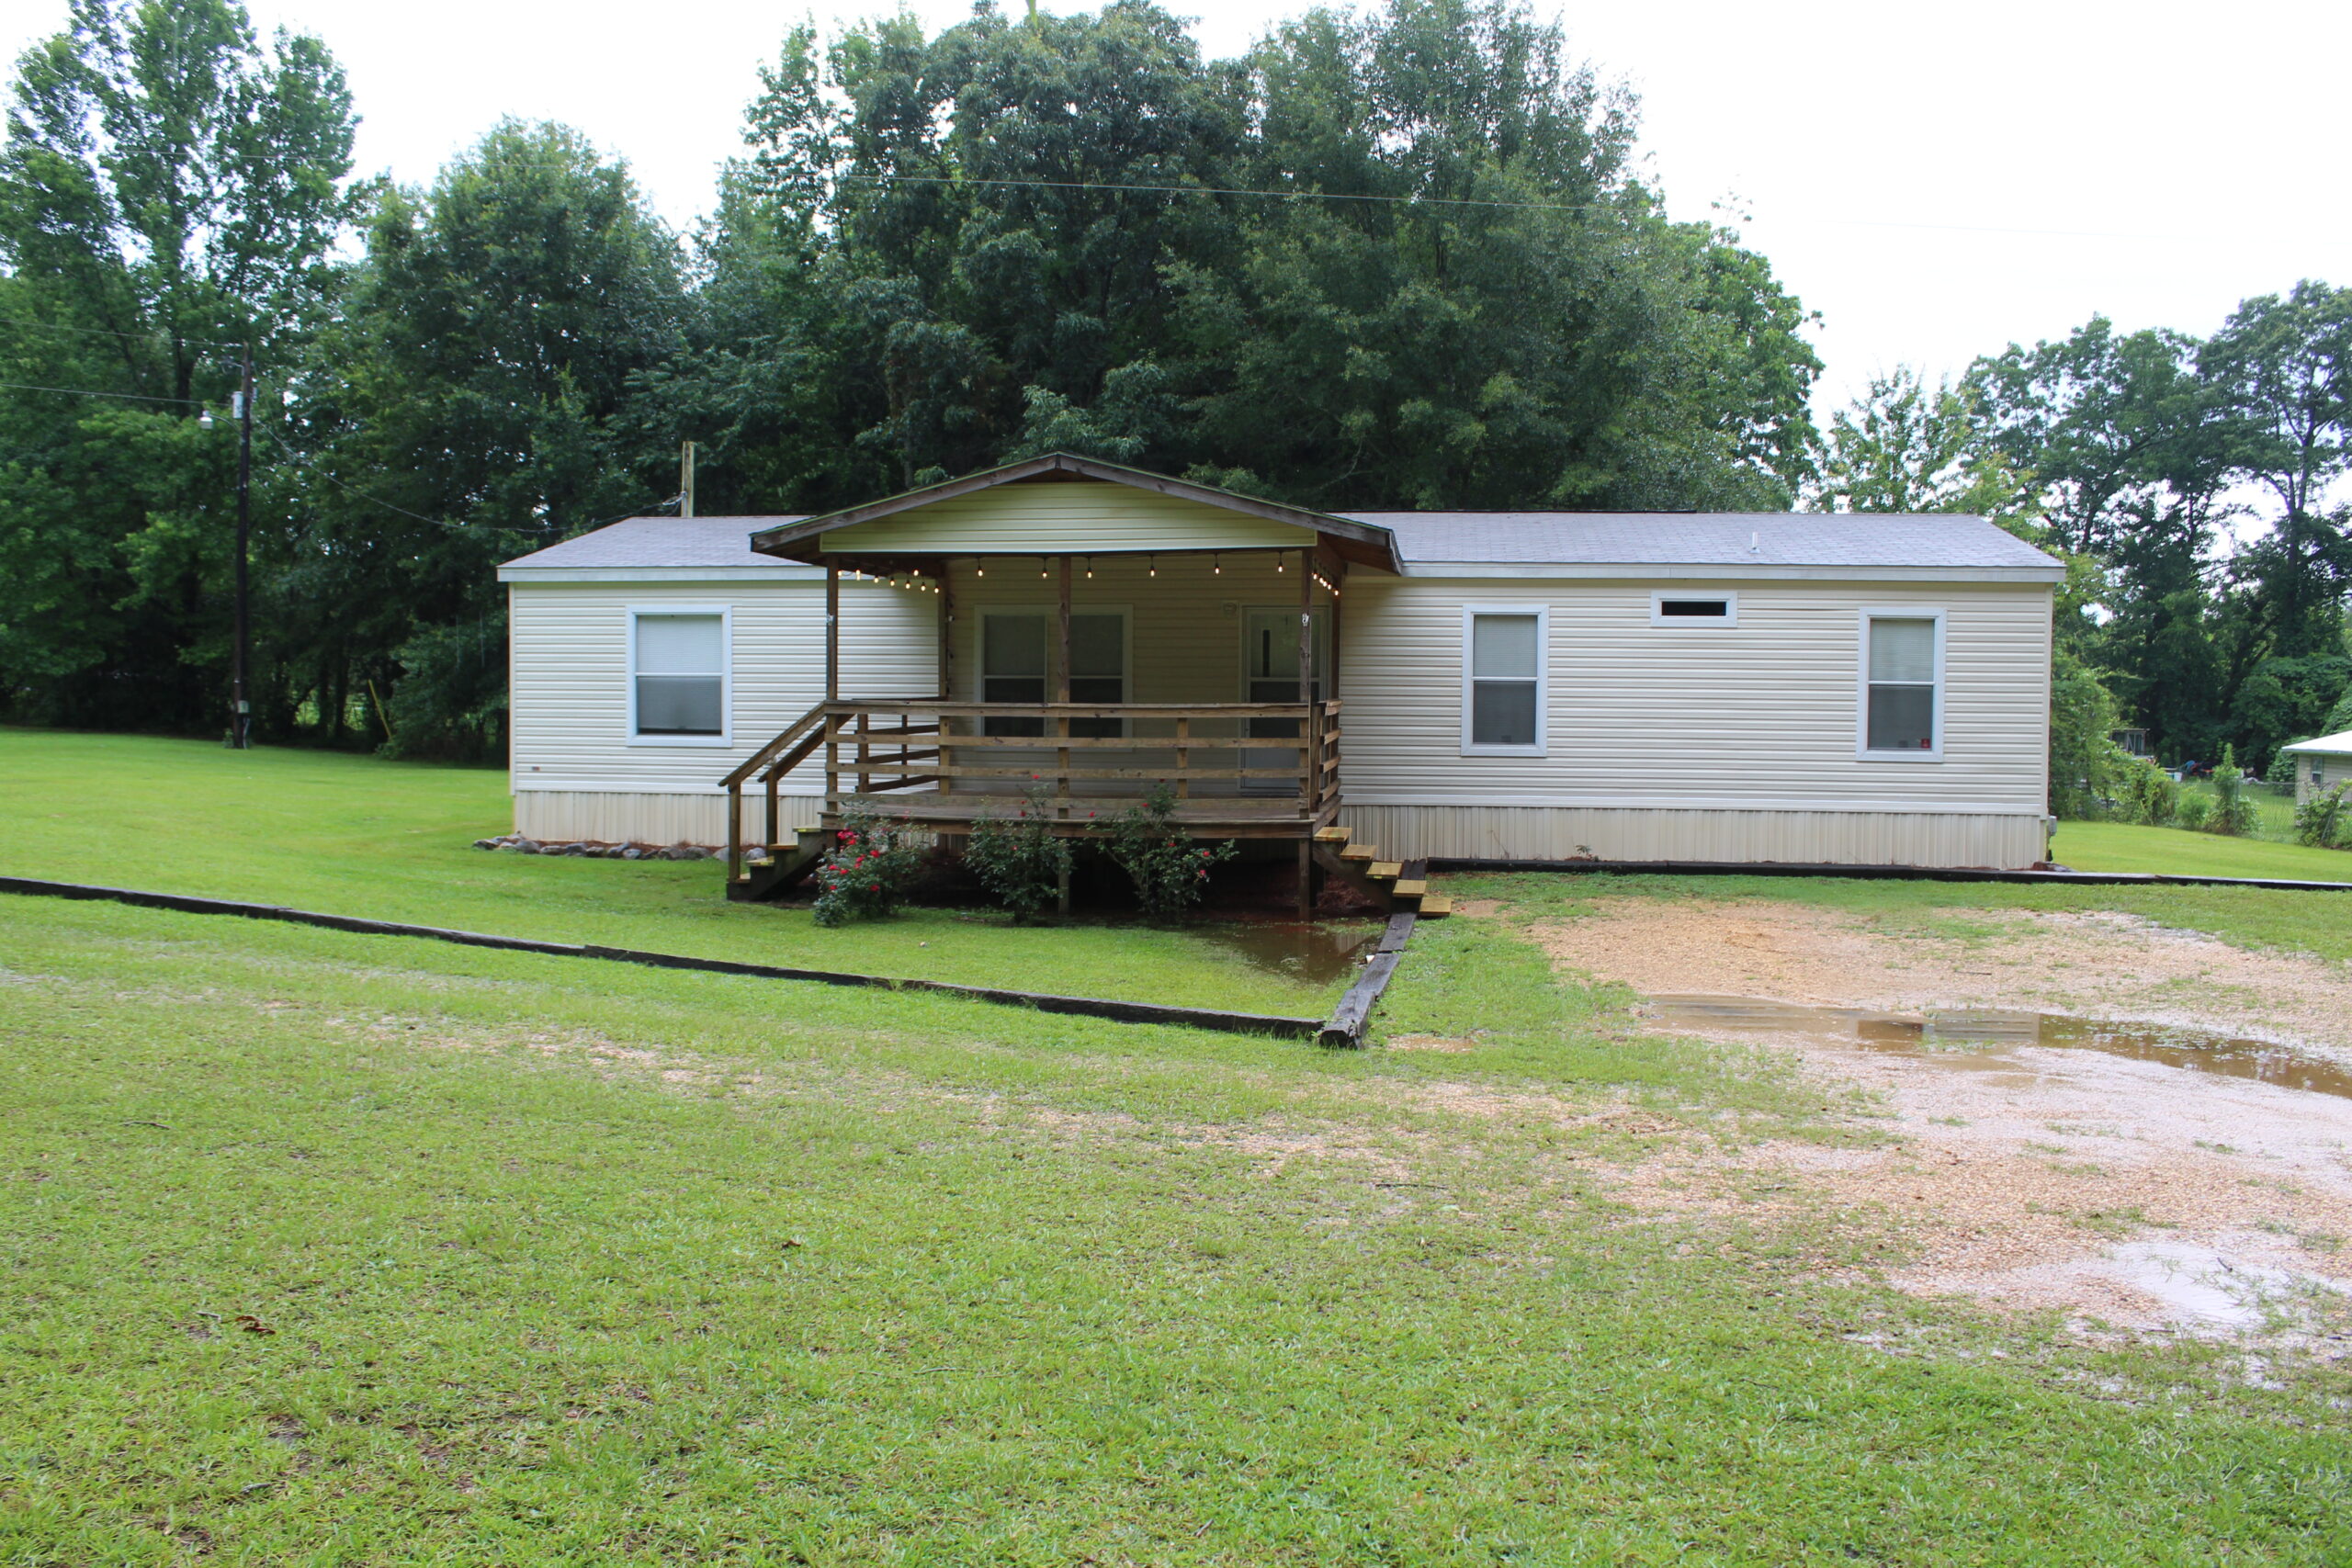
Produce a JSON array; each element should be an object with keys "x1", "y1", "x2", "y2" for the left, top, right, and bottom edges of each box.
[
  {"x1": 4, "y1": 895, "x2": 2349, "y2": 1562},
  {"x1": 0, "y1": 728, "x2": 1356, "y2": 1015},
  {"x1": 2053, "y1": 820, "x2": 2352, "y2": 882},
  {"x1": 1443, "y1": 866, "x2": 2352, "y2": 967}
]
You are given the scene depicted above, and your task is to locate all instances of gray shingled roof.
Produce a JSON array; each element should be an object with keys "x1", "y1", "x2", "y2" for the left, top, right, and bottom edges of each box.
[
  {"x1": 503, "y1": 509, "x2": 2058, "y2": 573},
  {"x1": 1346, "y1": 511, "x2": 2060, "y2": 570},
  {"x1": 502, "y1": 515, "x2": 806, "y2": 570}
]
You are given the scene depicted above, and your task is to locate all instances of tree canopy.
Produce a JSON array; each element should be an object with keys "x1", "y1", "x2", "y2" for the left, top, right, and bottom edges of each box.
[{"x1": 5, "y1": 0, "x2": 2346, "y2": 780}]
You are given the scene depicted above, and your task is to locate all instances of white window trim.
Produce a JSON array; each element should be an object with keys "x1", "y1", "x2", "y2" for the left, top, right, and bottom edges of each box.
[
  {"x1": 627, "y1": 604, "x2": 732, "y2": 748},
  {"x1": 1461, "y1": 604, "x2": 1549, "y2": 757},
  {"x1": 1856, "y1": 605, "x2": 1946, "y2": 762},
  {"x1": 1649, "y1": 590, "x2": 1739, "y2": 628}
]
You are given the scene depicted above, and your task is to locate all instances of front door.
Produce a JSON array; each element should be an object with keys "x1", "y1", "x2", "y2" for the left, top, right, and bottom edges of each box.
[{"x1": 1240, "y1": 607, "x2": 1329, "y2": 795}]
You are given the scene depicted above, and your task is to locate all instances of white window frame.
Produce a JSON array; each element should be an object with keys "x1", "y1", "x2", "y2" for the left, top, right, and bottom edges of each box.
[
  {"x1": 1460, "y1": 604, "x2": 1549, "y2": 757},
  {"x1": 1649, "y1": 590, "x2": 1739, "y2": 628},
  {"x1": 1855, "y1": 606, "x2": 1946, "y2": 762},
  {"x1": 627, "y1": 604, "x2": 732, "y2": 748}
]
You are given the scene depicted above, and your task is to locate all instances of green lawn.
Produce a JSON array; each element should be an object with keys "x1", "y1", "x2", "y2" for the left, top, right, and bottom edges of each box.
[
  {"x1": 2054, "y1": 819, "x2": 2352, "y2": 883},
  {"x1": 6, "y1": 727, "x2": 2352, "y2": 1562},
  {"x1": 0, "y1": 729, "x2": 1358, "y2": 1017},
  {"x1": 6, "y1": 892, "x2": 2350, "y2": 1563}
]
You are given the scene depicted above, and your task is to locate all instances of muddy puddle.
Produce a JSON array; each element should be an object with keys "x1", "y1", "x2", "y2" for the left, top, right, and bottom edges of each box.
[
  {"x1": 1644, "y1": 995, "x2": 2352, "y2": 1101},
  {"x1": 1191, "y1": 921, "x2": 1379, "y2": 984}
]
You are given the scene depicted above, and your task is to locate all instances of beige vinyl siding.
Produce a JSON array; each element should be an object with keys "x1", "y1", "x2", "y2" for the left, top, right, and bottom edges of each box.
[
  {"x1": 825, "y1": 481, "x2": 1317, "y2": 557},
  {"x1": 514, "y1": 789, "x2": 746, "y2": 846},
  {"x1": 1340, "y1": 576, "x2": 2052, "y2": 815},
  {"x1": 508, "y1": 577, "x2": 935, "y2": 807},
  {"x1": 1343, "y1": 804, "x2": 2047, "y2": 867}
]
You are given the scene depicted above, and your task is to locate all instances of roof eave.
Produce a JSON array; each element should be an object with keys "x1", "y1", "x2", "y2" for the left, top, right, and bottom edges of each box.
[{"x1": 1396, "y1": 560, "x2": 2069, "y2": 583}]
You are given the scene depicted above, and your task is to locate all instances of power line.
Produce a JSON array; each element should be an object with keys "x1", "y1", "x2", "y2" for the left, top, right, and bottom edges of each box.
[
  {"x1": 828, "y1": 170, "x2": 2200, "y2": 240},
  {"x1": 0, "y1": 315, "x2": 249, "y2": 351},
  {"x1": 0, "y1": 378, "x2": 198, "y2": 405},
  {"x1": 254, "y1": 421, "x2": 680, "y2": 535},
  {"x1": 831, "y1": 170, "x2": 1623, "y2": 215},
  {"x1": 0, "y1": 374, "x2": 675, "y2": 535}
]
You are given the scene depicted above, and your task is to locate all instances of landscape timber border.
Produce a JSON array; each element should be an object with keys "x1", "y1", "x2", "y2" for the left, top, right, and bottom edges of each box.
[
  {"x1": 0, "y1": 874, "x2": 1414, "y2": 1045},
  {"x1": 1425, "y1": 859, "x2": 2352, "y2": 893}
]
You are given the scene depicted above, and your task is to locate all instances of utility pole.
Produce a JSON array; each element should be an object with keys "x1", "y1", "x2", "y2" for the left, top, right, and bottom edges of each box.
[
  {"x1": 679, "y1": 440, "x2": 696, "y2": 518},
  {"x1": 231, "y1": 344, "x2": 253, "y2": 749}
]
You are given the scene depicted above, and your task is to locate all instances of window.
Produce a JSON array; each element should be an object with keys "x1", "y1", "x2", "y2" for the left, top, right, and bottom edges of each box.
[
  {"x1": 1650, "y1": 592, "x2": 1737, "y2": 627},
  {"x1": 629, "y1": 610, "x2": 727, "y2": 743},
  {"x1": 1462, "y1": 606, "x2": 1545, "y2": 754},
  {"x1": 979, "y1": 612, "x2": 1127, "y2": 738},
  {"x1": 1859, "y1": 610, "x2": 1943, "y2": 759}
]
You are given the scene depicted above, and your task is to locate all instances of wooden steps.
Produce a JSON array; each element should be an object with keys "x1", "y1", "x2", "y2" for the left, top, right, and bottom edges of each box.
[
  {"x1": 1309, "y1": 828, "x2": 1450, "y2": 918},
  {"x1": 727, "y1": 826, "x2": 831, "y2": 903}
]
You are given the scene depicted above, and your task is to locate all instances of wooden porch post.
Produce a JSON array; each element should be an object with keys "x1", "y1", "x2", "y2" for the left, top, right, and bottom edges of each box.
[
  {"x1": 936, "y1": 564, "x2": 955, "y2": 795},
  {"x1": 1296, "y1": 546, "x2": 1316, "y2": 919},
  {"x1": 824, "y1": 558, "x2": 840, "y2": 815},
  {"x1": 1057, "y1": 555, "x2": 1073, "y2": 915}
]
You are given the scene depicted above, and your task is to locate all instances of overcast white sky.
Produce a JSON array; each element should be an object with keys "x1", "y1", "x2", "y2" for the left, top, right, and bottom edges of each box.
[{"x1": 8, "y1": 0, "x2": 2347, "y2": 413}]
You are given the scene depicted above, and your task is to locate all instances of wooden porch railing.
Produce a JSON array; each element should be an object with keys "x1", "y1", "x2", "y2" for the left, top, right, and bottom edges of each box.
[{"x1": 723, "y1": 697, "x2": 1342, "y2": 885}]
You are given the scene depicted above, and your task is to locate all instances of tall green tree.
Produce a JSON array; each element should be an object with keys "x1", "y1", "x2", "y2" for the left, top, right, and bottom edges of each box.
[
  {"x1": 2200, "y1": 282, "x2": 2352, "y2": 660},
  {"x1": 278, "y1": 121, "x2": 686, "y2": 758},
  {"x1": 0, "y1": 0, "x2": 354, "y2": 729},
  {"x1": 1176, "y1": 0, "x2": 1817, "y2": 510}
]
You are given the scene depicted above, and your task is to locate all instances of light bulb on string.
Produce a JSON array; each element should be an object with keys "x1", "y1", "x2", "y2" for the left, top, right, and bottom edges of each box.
[
  {"x1": 1148, "y1": 554, "x2": 1157, "y2": 578},
  {"x1": 1085, "y1": 557, "x2": 1093, "y2": 580},
  {"x1": 1213, "y1": 553, "x2": 1221, "y2": 576}
]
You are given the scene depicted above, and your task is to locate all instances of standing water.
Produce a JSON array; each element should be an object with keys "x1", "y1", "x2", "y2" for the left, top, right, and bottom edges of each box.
[{"x1": 1642, "y1": 995, "x2": 2352, "y2": 1101}]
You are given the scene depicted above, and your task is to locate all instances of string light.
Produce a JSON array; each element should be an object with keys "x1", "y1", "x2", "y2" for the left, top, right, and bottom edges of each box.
[
  {"x1": 1040, "y1": 556, "x2": 1049, "y2": 579},
  {"x1": 1213, "y1": 552, "x2": 1221, "y2": 575},
  {"x1": 1148, "y1": 554, "x2": 1156, "y2": 578},
  {"x1": 1276, "y1": 552, "x2": 1284, "y2": 572},
  {"x1": 1084, "y1": 556, "x2": 1093, "y2": 579}
]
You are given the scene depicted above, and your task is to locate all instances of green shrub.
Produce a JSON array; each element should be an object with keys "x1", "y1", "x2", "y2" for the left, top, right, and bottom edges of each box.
[
  {"x1": 2048, "y1": 645, "x2": 2120, "y2": 818},
  {"x1": 2176, "y1": 795, "x2": 2211, "y2": 832},
  {"x1": 2105, "y1": 749, "x2": 2180, "y2": 826},
  {"x1": 809, "y1": 806, "x2": 926, "y2": 927},
  {"x1": 2205, "y1": 744, "x2": 2261, "y2": 837},
  {"x1": 965, "y1": 783, "x2": 1073, "y2": 923},
  {"x1": 1106, "y1": 783, "x2": 1238, "y2": 919},
  {"x1": 2295, "y1": 782, "x2": 2352, "y2": 850}
]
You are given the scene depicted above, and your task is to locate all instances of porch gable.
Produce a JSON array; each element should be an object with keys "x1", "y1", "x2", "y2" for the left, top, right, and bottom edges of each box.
[{"x1": 748, "y1": 453, "x2": 1401, "y2": 572}]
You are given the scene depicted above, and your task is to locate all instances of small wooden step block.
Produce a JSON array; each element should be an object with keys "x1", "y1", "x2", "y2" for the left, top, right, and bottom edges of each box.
[
  {"x1": 1313, "y1": 826, "x2": 1351, "y2": 844},
  {"x1": 1391, "y1": 878, "x2": 1429, "y2": 899},
  {"x1": 1415, "y1": 894, "x2": 1453, "y2": 918},
  {"x1": 1367, "y1": 861, "x2": 1403, "y2": 881},
  {"x1": 1339, "y1": 843, "x2": 1379, "y2": 863}
]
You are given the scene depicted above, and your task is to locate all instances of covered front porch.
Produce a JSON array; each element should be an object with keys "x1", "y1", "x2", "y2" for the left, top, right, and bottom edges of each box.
[{"x1": 717, "y1": 455, "x2": 1414, "y2": 914}]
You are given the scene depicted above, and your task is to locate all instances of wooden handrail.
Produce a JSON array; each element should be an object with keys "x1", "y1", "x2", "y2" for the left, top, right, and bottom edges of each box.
[
  {"x1": 725, "y1": 697, "x2": 1345, "y2": 886},
  {"x1": 720, "y1": 699, "x2": 831, "y2": 790}
]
